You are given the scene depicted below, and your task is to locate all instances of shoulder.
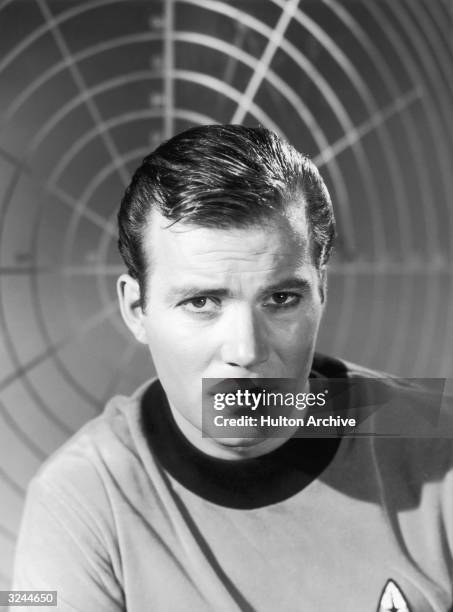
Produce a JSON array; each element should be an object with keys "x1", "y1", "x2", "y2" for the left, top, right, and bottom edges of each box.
[
  {"x1": 14, "y1": 380, "x2": 158, "y2": 602},
  {"x1": 314, "y1": 352, "x2": 453, "y2": 479},
  {"x1": 313, "y1": 353, "x2": 452, "y2": 426},
  {"x1": 312, "y1": 351, "x2": 392, "y2": 380},
  {"x1": 37, "y1": 389, "x2": 137, "y2": 483},
  {"x1": 28, "y1": 379, "x2": 158, "y2": 521}
]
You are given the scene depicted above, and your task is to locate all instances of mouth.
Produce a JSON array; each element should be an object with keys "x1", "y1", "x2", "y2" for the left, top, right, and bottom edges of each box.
[
  {"x1": 205, "y1": 379, "x2": 287, "y2": 419},
  {"x1": 207, "y1": 378, "x2": 279, "y2": 397}
]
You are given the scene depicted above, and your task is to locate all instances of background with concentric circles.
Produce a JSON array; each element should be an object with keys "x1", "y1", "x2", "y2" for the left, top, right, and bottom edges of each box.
[{"x1": 0, "y1": 0, "x2": 452, "y2": 590}]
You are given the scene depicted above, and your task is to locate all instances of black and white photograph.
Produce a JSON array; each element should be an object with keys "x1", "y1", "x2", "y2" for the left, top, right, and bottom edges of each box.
[{"x1": 0, "y1": 1, "x2": 452, "y2": 610}]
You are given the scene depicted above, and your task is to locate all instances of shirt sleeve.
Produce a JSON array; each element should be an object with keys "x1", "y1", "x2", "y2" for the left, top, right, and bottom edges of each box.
[{"x1": 12, "y1": 471, "x2": 125, "y2": 612}]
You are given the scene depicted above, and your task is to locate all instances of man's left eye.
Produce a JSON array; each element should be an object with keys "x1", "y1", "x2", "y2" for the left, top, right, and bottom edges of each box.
[
  {"x1": 180, "y1": 296, "x2": 219, "y2": 313},
  {"x1": 264, "y1": 292, "x2": 301, "y2": 308}
]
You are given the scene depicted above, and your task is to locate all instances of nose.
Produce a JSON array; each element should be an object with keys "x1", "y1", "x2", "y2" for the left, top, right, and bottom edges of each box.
[{"x1": 220, "y1": 305, "x2": 269, "y2": 369}]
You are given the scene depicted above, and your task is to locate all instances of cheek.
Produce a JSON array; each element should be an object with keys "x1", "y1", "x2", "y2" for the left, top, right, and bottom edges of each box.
[
  {"x1": 273, "y1": 306, "x2": 321, "y2": 340},
  {"x1": 144, "y1": 313, "x2": 214, "y2": 375},
  {"x1": 270, "y1": 309, "x2": 322, "y2": 360}
]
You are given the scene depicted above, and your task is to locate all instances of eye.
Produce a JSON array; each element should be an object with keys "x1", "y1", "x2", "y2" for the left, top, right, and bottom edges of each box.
[
  {"x1": 264, "y1": 292, "x2": 301, "y2": 309},
  {"x1": 180, "y1": 296, "x2": 220, "y2": 314},
  {"x1": 188, "y1": 297, "x2": 208, "y2": 309}
]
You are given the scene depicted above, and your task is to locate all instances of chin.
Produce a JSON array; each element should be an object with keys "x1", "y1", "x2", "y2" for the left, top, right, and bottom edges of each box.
[{"x1": 214, "y1": 436, "x2": 264, "y2": 449}]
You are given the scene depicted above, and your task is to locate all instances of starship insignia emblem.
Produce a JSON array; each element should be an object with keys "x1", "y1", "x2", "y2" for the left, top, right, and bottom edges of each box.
[{"x1": 377, "y1": 579, "x2": 411, "y2": 612}]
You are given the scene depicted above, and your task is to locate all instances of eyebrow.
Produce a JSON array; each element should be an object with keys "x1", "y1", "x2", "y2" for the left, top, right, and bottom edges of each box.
[
  {"x1": 263, "y1": 277, "x2": 311, "y2": 294},
  {"x1": 166, "y1": 277, "x2": 312, "y2": 302}
]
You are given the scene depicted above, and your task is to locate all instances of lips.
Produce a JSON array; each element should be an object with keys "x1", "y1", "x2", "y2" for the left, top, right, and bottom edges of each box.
[{"x1": 207, "y1": 378, "x2": 276, "y2": 396}]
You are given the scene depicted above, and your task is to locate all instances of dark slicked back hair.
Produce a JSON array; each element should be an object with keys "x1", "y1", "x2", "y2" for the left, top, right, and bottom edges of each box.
[{"x1": 118, "y1": 124, "x2": 335, "y2": 307}]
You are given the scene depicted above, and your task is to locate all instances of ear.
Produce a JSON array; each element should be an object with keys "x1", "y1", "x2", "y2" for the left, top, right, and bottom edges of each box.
[
  {"x1": 318, "y1": 266, "x2": 327, "y2": 305},
  {"x1": 117, "y1": 274, "x2": 148, "y2": 344}
]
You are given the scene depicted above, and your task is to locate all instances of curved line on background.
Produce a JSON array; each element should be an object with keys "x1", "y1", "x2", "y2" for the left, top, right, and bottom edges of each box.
[
  {"x1": 0, "y1": 400, "x2": 46, "y2": 460},
  {"x1": 321, "y1": 0, "x2": 440, "y2": 371},
  {"x1": 46, "y1": 72, "x2": 283, "y2": 189},
  {"x1": 0, "y1": 0, "x2": 125, "y2": 75},
  {"x1": 0, "y1": 465, "x2": 25, "y2": 497},
  {"x1": 368, "y1": 1, "x2": 452, "y2": 375},
  {"x1": 391, "y1": 1, "x2": 452, "y2": 375},
  {"x1": 1, "y1": 31, "x2": 163, "y2": 128},
  {"x1": 28, "y1": 70, "x2": 158, "y2": 154},
  {"x1": 0, "y1": 173, "x2": 82, "y2": 436}
]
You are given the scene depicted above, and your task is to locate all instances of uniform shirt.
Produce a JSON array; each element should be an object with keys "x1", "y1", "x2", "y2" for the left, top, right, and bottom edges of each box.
[{"x1": 13, "y1": 355, "x2": 453, "y2": 611}]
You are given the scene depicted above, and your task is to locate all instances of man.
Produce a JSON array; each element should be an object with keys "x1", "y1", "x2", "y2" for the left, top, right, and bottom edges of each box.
[{"x1": 13, "y1": 125, "x2": 453, "y2": 611}]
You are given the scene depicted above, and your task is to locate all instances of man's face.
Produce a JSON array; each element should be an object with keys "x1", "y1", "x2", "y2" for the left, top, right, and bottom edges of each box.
[{"x1": 135, "y1": 207, "x2": 325, "y2": 448}]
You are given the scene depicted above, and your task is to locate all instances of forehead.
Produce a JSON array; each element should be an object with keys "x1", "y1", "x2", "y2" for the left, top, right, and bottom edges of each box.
[{"x1": 143, "y1": 205, "x2": 312, "y2": 280}]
